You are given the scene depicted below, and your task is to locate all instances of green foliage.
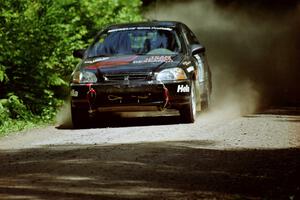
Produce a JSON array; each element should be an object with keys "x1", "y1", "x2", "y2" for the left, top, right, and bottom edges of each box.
[
  {"x1": 77, "y1": 0, "x2": 143, "y2": 40},
  {"x1": 7, "y1": 94, "x2": 32, "y2": 120},
  {"x1": 0, "y1": 115, "x2": 50, "y2": 136},
  {"x1": 0, "y1": 0, "x2": 143, "y2": 134},
  {"x1": 0, "y1": 100, "x2": 10, "y2": 124},
  {"x1": 0, "y1": 65, "x2": 8, "y2": 83}
]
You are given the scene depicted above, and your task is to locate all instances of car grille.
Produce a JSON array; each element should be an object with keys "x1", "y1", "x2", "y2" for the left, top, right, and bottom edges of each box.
[{"x1": 103, "y1": 73, "x2": 150, "y2": 81}]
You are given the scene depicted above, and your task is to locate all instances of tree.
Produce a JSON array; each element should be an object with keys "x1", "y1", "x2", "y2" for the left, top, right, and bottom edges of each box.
[{"x1": 0, "y1": 0, "x2": 143, "y2": 125}]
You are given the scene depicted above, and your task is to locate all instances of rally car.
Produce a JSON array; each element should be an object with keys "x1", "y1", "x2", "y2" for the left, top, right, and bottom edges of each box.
[{"x1": 70, "y1": 21, "x2": 212, "y2": 127}]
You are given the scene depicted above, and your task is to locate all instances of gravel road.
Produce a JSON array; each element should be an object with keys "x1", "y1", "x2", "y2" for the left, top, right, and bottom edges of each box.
[{"x1": 0, "y1": 107, "x2": 299, "y2": 199}]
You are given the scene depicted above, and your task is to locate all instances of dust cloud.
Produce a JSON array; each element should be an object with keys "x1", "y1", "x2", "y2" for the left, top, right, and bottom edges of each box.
[
  {"x1": 145, "y1": 0, "x2": 300, "y2": 115},
  {"x1": 56, "y1": 101, "x2": 72, "y2": 128}
]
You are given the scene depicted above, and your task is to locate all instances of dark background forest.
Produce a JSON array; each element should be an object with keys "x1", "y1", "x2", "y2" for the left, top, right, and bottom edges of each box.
[{"x1": 0, "y1": 0, "x2": 143, "y2": 133}]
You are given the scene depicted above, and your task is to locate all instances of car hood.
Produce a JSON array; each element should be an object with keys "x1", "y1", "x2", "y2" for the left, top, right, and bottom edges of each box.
[{"x1": 81, "y1": 54, "x2": 184, "y2": 74}]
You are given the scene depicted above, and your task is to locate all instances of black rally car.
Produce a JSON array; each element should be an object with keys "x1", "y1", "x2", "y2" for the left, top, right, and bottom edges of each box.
[{"x1": 71, "y1": 21, "x2": 211, "y2": 126}]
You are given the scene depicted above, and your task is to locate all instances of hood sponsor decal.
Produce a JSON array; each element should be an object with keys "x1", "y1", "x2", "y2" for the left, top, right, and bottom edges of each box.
[
  {"x1": 133, "y1": 56, "x2": 173, "y2": 64},
  {"x1": 84, "y1": 55, "x2": 174, "y2": 70},
  {"x1": 84, "y1": 56, "x2": 137, "y2": 69}
]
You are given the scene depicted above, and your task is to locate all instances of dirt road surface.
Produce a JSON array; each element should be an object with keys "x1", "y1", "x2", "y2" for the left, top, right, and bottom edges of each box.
[{"x1": 0, "y1": 107, "x2": 299, "y2": 199}]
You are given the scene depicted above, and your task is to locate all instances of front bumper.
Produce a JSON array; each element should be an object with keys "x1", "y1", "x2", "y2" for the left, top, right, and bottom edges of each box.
[{"x1": 70, "y1": 80, "x2": 192, "y2": 112}]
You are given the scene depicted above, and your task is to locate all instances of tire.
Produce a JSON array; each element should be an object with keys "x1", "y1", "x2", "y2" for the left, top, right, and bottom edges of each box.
[
  {"x1": 71, "y1": 107, "x2": 89, "y2": 128},
  {"x1": 180, "y1": 81, "x2": 197, "y2": 123},
  {"x1": 195, "y1": 82, "x2": 202, "y2": 112},
  {"x1": 201, "y1": 84, "x2": 211, "y2": 111}
]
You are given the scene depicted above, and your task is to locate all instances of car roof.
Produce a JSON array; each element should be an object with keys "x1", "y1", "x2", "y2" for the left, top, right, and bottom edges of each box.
[{"x1": 106, "y1": 21, "x2": 183, "y2": 30}]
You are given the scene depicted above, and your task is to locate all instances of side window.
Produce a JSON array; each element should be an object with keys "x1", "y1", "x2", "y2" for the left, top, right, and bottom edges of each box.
[
  {"x1": 187, "y1": 30, "x2": 199, "y2": 45},
  {"x1": 183, "y1": 25, "x2": 200, "y2": 45}
]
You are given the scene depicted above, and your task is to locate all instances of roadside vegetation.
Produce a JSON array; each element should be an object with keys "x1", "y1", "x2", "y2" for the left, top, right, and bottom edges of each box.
[{"x1": 0, "y1": 0, "x2": 143, "y2": 135}]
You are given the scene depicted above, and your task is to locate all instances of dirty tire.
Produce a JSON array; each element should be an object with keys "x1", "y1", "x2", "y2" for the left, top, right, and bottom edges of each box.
[
  {"x1": 180, "y1": 81, "x2": 197, "y2": 123},
  {"x1": 201, "y1": 93, "x2": 210, "y2": 111},
  {"x1": 195, "y1": 81, "x2": 202, "y2": 112},
  {"x1": 201, "y1": 84, "x2": 211, "y2": 111},
  {"x1": 71, "y1": 107, "x2": 89, "y2": 128}
]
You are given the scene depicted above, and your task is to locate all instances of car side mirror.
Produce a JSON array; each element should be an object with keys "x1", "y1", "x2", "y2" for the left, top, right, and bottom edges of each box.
[
  {"x1": 73, "y1": 49, "x2": 86, "y2": 59},
  {"x1": 190, "y1": 44, "x2": 205, "y2": 55}
]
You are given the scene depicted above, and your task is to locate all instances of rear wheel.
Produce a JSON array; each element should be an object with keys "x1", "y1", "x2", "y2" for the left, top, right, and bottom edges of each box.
[
  {"x1": 71, "y1": 107, "x2": 90, "y2": 128},
  {"x1": 180, "y1": 81, "x2": 197, "y2": 123}
]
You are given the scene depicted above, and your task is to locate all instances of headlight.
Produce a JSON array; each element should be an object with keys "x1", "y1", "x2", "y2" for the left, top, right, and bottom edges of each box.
[
  {"x1": 156, "y1": 68, "x2": 187, "y2": 81},
  {"x1": 72, "y1": 71, "x2": 97, "y2": 83}
]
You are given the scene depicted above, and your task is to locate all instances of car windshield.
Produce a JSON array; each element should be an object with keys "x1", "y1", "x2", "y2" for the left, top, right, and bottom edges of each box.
[{"x1": 87, "y1": 27, "x2": 182, "y2": 58}]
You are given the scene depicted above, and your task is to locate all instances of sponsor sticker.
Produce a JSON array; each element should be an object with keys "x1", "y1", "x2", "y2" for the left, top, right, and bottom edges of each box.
[
  {"x1": 182, "y1": 61, "x2": 191, "y2": 66},
  {"x1": 70, "y1": 89, "x2": 78, "y2": 97},
  {"x1": 186, "y1": 66, "x2": 194, "y2": 73},
  {"x1": 177, "y1": 85, "x2": 190, "y2": 93}
]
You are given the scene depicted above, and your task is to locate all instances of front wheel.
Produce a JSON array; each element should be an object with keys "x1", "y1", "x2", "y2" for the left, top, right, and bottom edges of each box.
[
  {"x1": 180, "y1": 81, "x2": 197, "y2": 123},
  {"x1": 71, "y1": 107, "x2": 90, "y2": 128},
  {"x1": 201, "y1": 84, "x2": 211, "y2": 111}
]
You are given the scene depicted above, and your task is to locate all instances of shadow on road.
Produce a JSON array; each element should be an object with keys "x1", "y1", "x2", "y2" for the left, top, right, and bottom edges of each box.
[
  {"x1": 258, "y1": 107, "x2": 300, "y2": 116},
  {"x1": 56, "y1": 113, "x2": 182, "y2": 130},
  {"x1": 243, "y1": 107, "x2": 300, "y2": 124},
  {"x1": 0, "y1": 141, "x2": 299, "y2": 199}
]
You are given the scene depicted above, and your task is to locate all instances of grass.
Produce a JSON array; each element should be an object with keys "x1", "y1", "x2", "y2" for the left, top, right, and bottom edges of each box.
[{"x1": 0, "y1": 116, "x2": 54, "y2": 136}]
